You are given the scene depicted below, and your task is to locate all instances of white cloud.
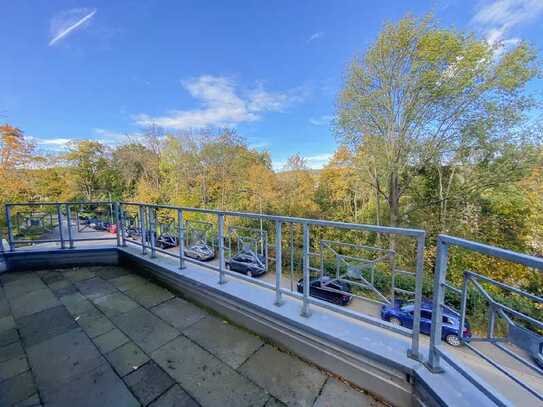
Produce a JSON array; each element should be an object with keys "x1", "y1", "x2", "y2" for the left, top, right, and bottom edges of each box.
[
  {"x1": 471, "y1": 0, "x2": 543, "y2": 44},
  {"x1": 135, "y1": 75, "x2": 302, "y2": 130},
  {"x1": 309, "y1": 115, "x2": 334, "y2": 126},
  {"x1": 49, "y1": 8, "x2": 97, "y2": 46},
  {"x1": 273, "y1": 153, "x2": 333, "y2": 172},
  {"x1": 38, "y1": 138, "x2": 72, "y2": 146},
  {"x1": 308, "y1": 32, "x2": 324, "y2": 42}
]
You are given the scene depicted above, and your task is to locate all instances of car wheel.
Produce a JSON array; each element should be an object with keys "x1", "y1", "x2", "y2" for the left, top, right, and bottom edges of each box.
[
  {"x1": 246, "y1": 270, "x2": 253, "y2": 278},
  {"x1": 445, "y1": 334, "x2": 462, "y2": 347},
  {"x1": 389, "y1": 317, "x2": 402, "y2": 326}
]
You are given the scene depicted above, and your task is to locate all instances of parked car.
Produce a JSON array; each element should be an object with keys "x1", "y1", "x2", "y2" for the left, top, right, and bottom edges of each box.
[
  {"x1": 226, "y1": 251, "x2": 266, "y2": 277},
  {"x1": 124, "y1": 227, "x2": 140, "y2": 239},
  {"x1": 156, "y1": 233, "x2": 178, "y2": 249},
  {"x1": 296, "y1": 276, "x2": 353, "y2": 306},
  {"x1": 381, "y1": 301, "x2": 471, "y2": 346},
  {"x1": 184, "y1": 242, "x2": 215, "y2": 261}
]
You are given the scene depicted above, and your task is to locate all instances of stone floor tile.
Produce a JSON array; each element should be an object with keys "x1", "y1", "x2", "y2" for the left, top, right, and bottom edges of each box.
[
  {"x1": 238, "y1": 345, "x2": 327, "y2": 407},
  {"x1": 0, "y1": 354, "x2": 29, "y2": 382},
  {"x1": 40, "y1": 271, "x2": 65, "y2": 285},
  {"x1": 0, "y1": 371, "x2": 37, "y2": 406},
  {"x1": 124, "y1": 360, "x2": 174, "y2": 406},
  {"x1": 0, "y1": 315, "x2": 15, "y2": 333},
  {"x1": 109, "y1": 274, "x2": 150, "y2": 292},
  {"x1": 0, "y1": 298, "x2": 10, "y2": 319},
  {"x1": 125, "y1": 283, "x2": 174, "y2": 309},
  {"x1": 59, "y1": 292, "x2": 96, "y2": 316},
  {"x1": 4, "y1": 277, "x2": 46, "y2": 300},
  {"x1": 12, "y1": 392, "x2": 41, "y2": 406},
  {"x1": 0, "y1": 327, "x2": 20, "y2": 347},
  {"x1": 93, "y1": 328, "x2": 129, "y2": 354},
  {"x1": 152, "y1": 335, "x2": 268, "y2": 407},
  {"x1": 0, "y1": 340, "x2": 25, "y2": 363},
  {"x1": 48, "y1": 279, "x2": 78, "y2": 297},
  {"x1": 184, "y1": 316, "x2": 263, "y2": 369},
  {"x1": 43, "y1": 362, "x2": 139, "y2": 407},
  {"x1": 151, "y1": 298, "x2": 207, "y2": 330},
  {"x1": 75, "y1": 277, "x2": 116, "y2": 300},
  {"x1": 148, "y1": 384, "x2": 199, "y2": 407},
  {"x1": 264, "y1": 397, "x2": 286, "y2": 407},
  {"x1": 0, "y1": 271, "x2": 37, "y2": 285},
  {"x1": 26, "y1": 328, "x2": 104, "y2": 393},
  {"x1": 17, "y1": 305, "x2": 77, "y2": 347},
  {"x1": 112, "y1": 307, "x2": 179, "y2": 353},
  {"x1": 105, "y1": 341, "x2": 149, "y2": 377},
  {"x1": 92, "y1": 292, "x2": 140, "y2": 317},
  {"x1": 61, "y1": 268, "x2": 96, "y2": 282},
  {"x1": 94, "y1": 266, "x2": 130, "y2": 280},
  {"x1": 313, "y1": 377, "x2": 382, "y2": 407},
  {"x1": 10, "y1": 288, "x2": 60, "y2": 319},
  {"x1": 76, "y1": 309, "x2": 115, "y2": 338}
]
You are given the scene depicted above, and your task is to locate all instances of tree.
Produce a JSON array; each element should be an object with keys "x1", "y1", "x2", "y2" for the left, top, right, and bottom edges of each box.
[{"x1": 337, "y1": 15, "x2": 538, "y2": 230}]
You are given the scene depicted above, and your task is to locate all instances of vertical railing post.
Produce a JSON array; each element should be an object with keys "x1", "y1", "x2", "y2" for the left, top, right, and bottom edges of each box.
[
  {"x1": 290, "y1": 224, "x2": 294, "y2": 292},
  {"x1": 119, "y1": 204, "x2": 126, "y2": 247},
  {"x1": 408, "y1": 233, "x2": 425, "y2": 361},
  {"x1": 177, "y1": 209, "x2": 185, "y2": 269},
  {"x1": 66, "y1": 204, "x2": 74, "y2": 249},
  {"x1": 114, "y1": 202, "x2": 121, "y2": 247},
  {"x1": 458, "y1": 272, "x2": 469, "y2": 343},
  {"x1": 301, "y1": 223, "x2": 311, "y2": 317},
  {"x1": 274, "y1": 221, "x2": 283, "y2": 306},
  {"x1": 57, "y1": 204, "x2": 65, "y2": 249},
  {"x1": 139, "y1": 205, "x2": 147, "y2": 256},
  {"x1": 488, "y1": 305, "x2": 496, "y2": 340},
  {"x1": 218, "y1": 213, "x2": 226, "y2": 284},
  {"x1": 426, "y1": 236, "x2": 448, "y2": 373},
  {"x1": 5, "y1": 205, "x2": 15, "y2": 252},
  {"x1": 149, "y1": 206, "x2": 156, "y2": 258}
]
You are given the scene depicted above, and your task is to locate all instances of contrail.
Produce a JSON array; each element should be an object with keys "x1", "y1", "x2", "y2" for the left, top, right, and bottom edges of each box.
[{"x1": 49, "y1": 9, "x2": 97, "y2": 46}]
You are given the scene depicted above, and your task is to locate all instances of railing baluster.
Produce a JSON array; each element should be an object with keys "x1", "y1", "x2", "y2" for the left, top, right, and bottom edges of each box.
[
  {"x1": 66, "y1": 204, "x2": 74, "y2": 248},
  {"x1": 426, "y1": 237, "x2": 448, "y2": 373},
  {"x1": 274, "y1": 221, "x2": 283, "y2": 306},
  {"x1": 218, "y1": 213, "x2": 226, "y2": 284},
  {"x1": 178, "y1": 209, "x2": 185, "y2": 269},
  {"x1": 458, "y1": 272, "x2": 469, "y2": 342},
  {"x1": 57, "y1": 204, "x2": 65, "y2": 249},
  {"x1": 408, "y1": 234, "x2": 425, "y2": 361},
  {"x1": 301, "y1": 223, "x2": 311, "y2": 317},
  {"x1": 149, "y1": 206, "x2": 156, "y2": 258},
  {"x1": 139, "y1": 205, "x2": 147, "y2": 255},
  {"x1": 119, "y1": 204, "x2": 126, "y2": 247},
  {"x1": 114, "y1": 202, "x2": 121, "y2": 247},
  {"x1": 5, "y1": 205, "x2": 14, "y2": 252}
]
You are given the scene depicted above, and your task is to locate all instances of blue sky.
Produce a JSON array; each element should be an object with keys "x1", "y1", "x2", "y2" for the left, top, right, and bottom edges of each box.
[{"x1": 1, "y1": 1, "x2": 542, "y2": 170}]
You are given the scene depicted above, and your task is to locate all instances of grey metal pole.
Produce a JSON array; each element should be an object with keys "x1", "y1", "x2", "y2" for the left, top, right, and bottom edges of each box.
[
  {"x1": 488, "y1": 305, "x2": 496, "y2": 340},
  {"x1": 177, "y1": 209, "x2": 185, "y2": 269},
  {"x1": 274, "y1": 221, "x2": 283, "y2": 306},
  {"x1": 114, "y1": 202, "x2": 121, "y2": 247},
  {"x1": 139, "y1": 205, "x2": 147, "y2": 255},
  {"x1": 290, "y1": 224, "x2": 294, "y2": 292},
  {"x1": 56, "y1": 204, "x2": 65, "y2": 249},
  {"x1": 218, "y1": 213, "x2": 226, "y2": 284},
  {"x1": 5, "y1": 205, "x2": 15, "y2": 252},
  {"x1": 301, "y1": 223, "x2": 311, "y2": 317},
  {"x1": 389, "y1": 250, "x2": 396, "y2": 305},
  {"x1": 408, "y1": 234, "x2": 425, "y2": 361},
  {"x1": 119, "y1": 204, "x2": 126, "y2": 247},
  {"x1": 149, "y1": 207, "x2": 156, "y2": 258},
  {"x1": 426, "y1": 237, "x2": 448, "y2": 373},
  {"x1": 458, "y1": 272, "x2": 469, "y2": 343},
  {"x1": 66, "y1": 204, "x2": 74, "y2": 249}
]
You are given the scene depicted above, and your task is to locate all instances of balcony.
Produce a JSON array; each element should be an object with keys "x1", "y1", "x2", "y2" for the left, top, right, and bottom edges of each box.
[{"x1": 1, "y1": 201, "x2": 542, "y2": 406}]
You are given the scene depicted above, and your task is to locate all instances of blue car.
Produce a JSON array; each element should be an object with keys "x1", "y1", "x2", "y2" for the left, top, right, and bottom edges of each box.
[{"x1": 381, "y1": 301, "x2": 471, "y2": 347}]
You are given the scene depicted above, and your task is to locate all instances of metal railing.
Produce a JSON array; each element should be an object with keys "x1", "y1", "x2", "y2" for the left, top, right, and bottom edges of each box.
[
  {"x1": 427, "y1": 234, "x2": 543, "y2": 406},
  {"x1": 3, "y1": 202, "x2": 119, "y2": 250},
  {"x1": 115, "y1": 201, "x2": 427, "y2": 361}
]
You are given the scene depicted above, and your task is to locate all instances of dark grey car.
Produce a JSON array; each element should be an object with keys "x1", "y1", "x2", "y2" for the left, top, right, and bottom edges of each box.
[{"x1": 226, "y1": 251, "x2": 266, "y2": 277}]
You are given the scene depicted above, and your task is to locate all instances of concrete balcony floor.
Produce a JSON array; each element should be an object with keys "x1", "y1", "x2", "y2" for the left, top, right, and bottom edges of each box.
[{"x1": 0, "y1": 266, "x2": 384, "y2": 407}]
